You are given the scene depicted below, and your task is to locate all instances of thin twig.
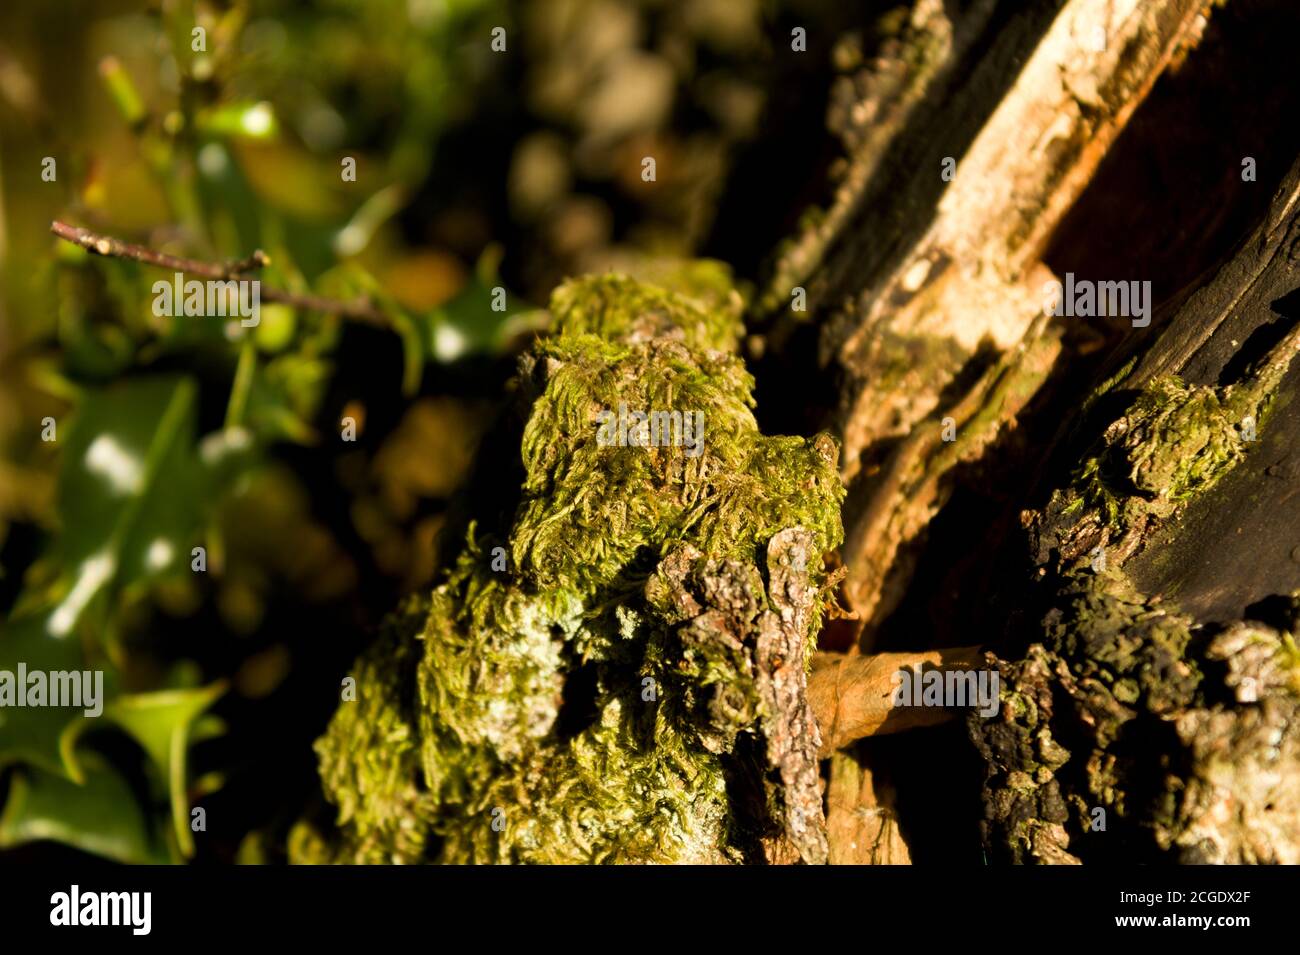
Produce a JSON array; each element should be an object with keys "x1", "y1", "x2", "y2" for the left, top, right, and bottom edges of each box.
[
  {"x1": 50, "y1": 221, "x2": 389, "y2": 325},
  {"x1": 53, "y1": 221, "x2": 267, "y2": 277}
]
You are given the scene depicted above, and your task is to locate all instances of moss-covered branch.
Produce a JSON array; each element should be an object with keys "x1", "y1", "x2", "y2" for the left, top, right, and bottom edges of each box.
[{"x1": 294, "y1": 270, "x2": 849, "y2": 864}]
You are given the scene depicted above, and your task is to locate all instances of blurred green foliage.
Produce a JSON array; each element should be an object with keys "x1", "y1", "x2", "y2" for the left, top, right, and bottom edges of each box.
[{"x1": 0, "y1": 0, "x2": 514, "y2": 863}]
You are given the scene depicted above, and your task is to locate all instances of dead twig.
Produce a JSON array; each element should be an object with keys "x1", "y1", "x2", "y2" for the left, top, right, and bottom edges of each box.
[{"x1": 50, "y1": 221, "x2": 389, "y2": 326}]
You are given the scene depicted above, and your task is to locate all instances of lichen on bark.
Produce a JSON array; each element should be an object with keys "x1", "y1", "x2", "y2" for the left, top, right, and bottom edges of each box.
[
  {"x1": 972, "y1": 590, "x2": 1300, "y2": 864},
  {"x1": 973, "y1": 324, "x2": 1300, "y2": 863},
  {"x1": 293, "y1": 270, "x2": 844, "y2": 864}
]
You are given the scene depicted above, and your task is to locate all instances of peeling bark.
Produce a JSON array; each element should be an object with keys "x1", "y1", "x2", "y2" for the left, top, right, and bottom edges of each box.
[
  {"x1": 760, "y1": 0, "x2": 1217, "y2": 637},
  {"x1": 763, "y1": 0, "x2": 1223, "y2": 867},
  {"x1": 756, "y1": 527, "x2": 829, "y2": 864}
]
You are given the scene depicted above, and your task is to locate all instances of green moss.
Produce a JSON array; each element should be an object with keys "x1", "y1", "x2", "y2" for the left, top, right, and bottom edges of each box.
[
  {"x1": 296, "y1": 596, "x2": 436, "y2": 864},
  {"x1": 548, "y1": 272, "x2": 744, "y2": 353},
  {"x1": 1050, "y1": 363, "x2": 1284, "y2": 564},
  {"x1": 977, "y1": 327, "x2": 1300, "y2": 862},
  {"x1": 300, "y1": 271, "x2": 844, "y2": 864},
  {"x1": 1280, "y1": 632, "x2": 1300, "y2": 695}
]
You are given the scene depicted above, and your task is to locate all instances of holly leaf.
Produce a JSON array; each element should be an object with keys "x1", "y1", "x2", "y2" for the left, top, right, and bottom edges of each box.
[
  {"x1": 0, "y1": 756, "x2": 171, "y2": 864},
  {"x1": 46, "y1": 374, "x2": 202, "y2": 639},
  {"x1": 425, "y1": 273, "x2": 530, "y2": 363},
  {"x1": 102, "y1": 683, "x2": 226, "y2": 858},
  {"x1": 0, "y1": 609, "x2": 107, "y2": 778}
]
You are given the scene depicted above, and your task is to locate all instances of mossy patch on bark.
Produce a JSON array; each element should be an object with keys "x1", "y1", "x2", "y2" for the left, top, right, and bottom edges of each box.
[
  {"x1": 1031, "y1": 364, "x2": 1286, "y2": 570},
  {"x1": 293, "y1": 271, "x2": 844, "y2": 864}
]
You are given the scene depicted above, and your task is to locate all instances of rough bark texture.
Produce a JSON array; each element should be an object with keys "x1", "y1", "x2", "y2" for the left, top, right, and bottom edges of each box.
[
  {"x1": 970, "y1": 160, "x2": 1300, "y2": 864},
  {"x1": 762, "y1": 0, "x2": 1222, "y2": 866},
  {"x1": 763, "y1": 0, "x2": 1216, "y2": 638},
  {"x1": 755, "y1": 527, "x2": 831, "y2": 864}
]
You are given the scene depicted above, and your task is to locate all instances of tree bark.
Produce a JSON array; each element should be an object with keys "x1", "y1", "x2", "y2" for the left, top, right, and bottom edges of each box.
[
  {"x1": 764, "y1": 0, "x2": 1214, "y2": 639},
  {"x1": 970, "y1": 158, "x2": 1300, "y2": 864},
  {"x1": 766, "y1": 0, "x2": 1226, "y2": 864}
]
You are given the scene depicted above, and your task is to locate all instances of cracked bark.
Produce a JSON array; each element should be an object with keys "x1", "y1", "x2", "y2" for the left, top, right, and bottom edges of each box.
[{"x1": 756, "y1": 528, "x2": 829, "y2": 864}]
